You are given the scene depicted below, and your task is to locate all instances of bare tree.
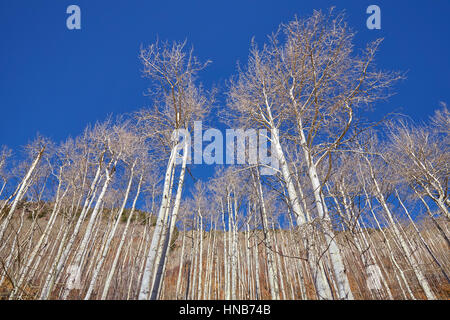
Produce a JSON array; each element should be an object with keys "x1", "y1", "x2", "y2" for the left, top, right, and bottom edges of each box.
[{"x1": 137, "y1": 39, "x2": 211, "y2": 300}]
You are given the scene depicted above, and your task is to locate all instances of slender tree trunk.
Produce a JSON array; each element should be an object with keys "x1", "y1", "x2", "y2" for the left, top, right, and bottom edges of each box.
[
  {"x1": 40, "y1": 156, "x2": 105, "y2": 299},
  {"x1": 175, "y1": 229, "x2": 186, "y2": 299},
  {"x1": 395, "y1": 190, "x2": 450, "y2": 283},
  {"x1": 138, "y1": 146, "x2": 177, "y2": 299},
  {"x1": 85, "y1": 163, "x2": 137, "y2": 299},
  {"x1": 0, "y1": 146, "x2": 45, "y2": 242},
  {"x1": 10, "y1": 173, "x2": 67, "y2": 299},
  {"x1": 365, "y1": 158, "x2": 436, "y2": 300},
  {"x1": 151, "y1": 141, "x2": 189, "y2": 299},
  {"x1": 251, "y1": 169, "x2": 279, "y2": 299},
  {"x1": 61, "y1": 161, "x2": 116, "y2": 299}
]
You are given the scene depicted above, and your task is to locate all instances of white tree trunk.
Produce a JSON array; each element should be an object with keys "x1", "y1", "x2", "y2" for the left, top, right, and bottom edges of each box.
[
  {"x1": 85, "y1": 163, "x2": 137, "y2": 299},
  {"x1": 150, "y1": 141, "x2": 189, "y2": 299},
  {"x1": 0, "y1": 146, "x2": 44, "y2": 242},
  {"x1": 297, "y1": 122, "x2": 353, "y2": 300},
  {"x1": 62, "y1": 161, "x2": 116, "y2": 299},
  {"x1": 138, "y1": 146, "x2": 177, "y2": 299},
  {"x1": 40, "y1": 158, "x2": 104, "y2": 299},
  {"x1": 10, "y1": 172, "x2": 67, "y2": 299},
  {"x1": 366, "y1": 158, "x2": 436, "y2": 300}
]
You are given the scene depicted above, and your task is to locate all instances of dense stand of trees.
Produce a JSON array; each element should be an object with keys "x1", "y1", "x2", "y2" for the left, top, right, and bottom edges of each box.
[{"x1": 0, "y1": 10, "x2": 448, "y2": 300}]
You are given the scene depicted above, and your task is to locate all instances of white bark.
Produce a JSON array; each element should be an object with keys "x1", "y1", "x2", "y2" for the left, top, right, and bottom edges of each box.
[
  {"x1": 85, "y1": 163, "x2": 137, "y2": 299},
  {"x1": 297, "y1": 122, "x2": 353, "y2": 300},
  {"x1": 138, "y1": 146, "x2": 176, "y2": 299},
  {"x1": 62, "y1": 160, "x2": 116, "y2": 299},
  {"x1": 10, "y1": 171, "x2": 67, "y2": 299},
  {"x1": 150, "y1": 140, "x2": 189, "y2": 299},
  {"x1": 366, "y1": 158, "x2": 436, "y2": 300},
  {"x1": 0, "y1": 146, "x2": 44, "y2": 242},
  {"x1": 40, "y1": 156, "x2": 104, "y2": 299}
]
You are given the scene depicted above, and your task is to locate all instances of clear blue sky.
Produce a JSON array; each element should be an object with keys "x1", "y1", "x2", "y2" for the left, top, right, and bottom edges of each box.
[{"x1": 1, "y1": 0, "x2": 449, "y2": 151}]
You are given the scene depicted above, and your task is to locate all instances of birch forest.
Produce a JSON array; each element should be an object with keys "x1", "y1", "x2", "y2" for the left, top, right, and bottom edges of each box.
[{"x1": 0, "y1": 10, "x2": 449, "y2": 300}]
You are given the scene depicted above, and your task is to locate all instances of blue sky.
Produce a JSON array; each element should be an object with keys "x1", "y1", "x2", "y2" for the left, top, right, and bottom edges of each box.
[{"x1": 1, "y1": 0, "x2": 449, "y2": 153}]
